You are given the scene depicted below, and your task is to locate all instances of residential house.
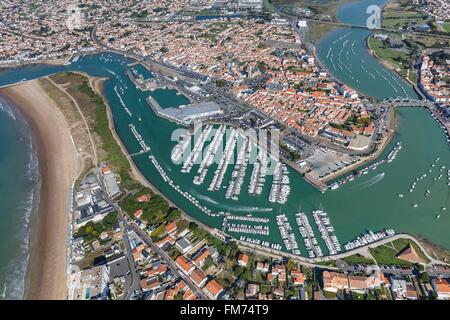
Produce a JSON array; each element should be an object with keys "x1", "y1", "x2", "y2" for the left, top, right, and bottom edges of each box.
[
  {"x1": 175, "y1": 256, "x2": 195, "y2": 275},
  {"x1": 291, "y1": 269, "x2": 305, "y2": 286},
  {"x1": 255, "y1": 261, "x2": 270, "y2": 273},
  {"x1": 431, "y1": 278, "x2": 450, "y2": 300},
  {"x1": 176, "y1": 237, "x2": 193, "y2": 254},
  {"x1": 245, "y1": 283, "x2": 260, "y2": 298},
  {"x1": 390, "y1": 277, "x2": 407, "y2": 300},
  {"x1": 237, "y1": 253, "x2": 249, "y2": 267},
  {"x1": 191, "y1": 268, "x2": 208, "y2": 287},
  {"x1": 322, "y1": 271, "x2": 349, "y2": 293},
  {"x1": 165, "y1": 221, "x2": 177, "y2": 234},
  {"x1": 204, "y1": 279, "x2": 224, "y2": 299}
]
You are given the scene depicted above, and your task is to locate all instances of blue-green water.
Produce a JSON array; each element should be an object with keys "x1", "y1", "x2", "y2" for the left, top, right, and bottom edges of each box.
[
  {"x1": 0, "y1": 97, "x2": 38, "y2": 299},
  {"x1": 316, "y1": 0, "x2": 418, "y2": 100},
  {"x1": 0, "y1": 0, "x2": 448, "y2": 299}
]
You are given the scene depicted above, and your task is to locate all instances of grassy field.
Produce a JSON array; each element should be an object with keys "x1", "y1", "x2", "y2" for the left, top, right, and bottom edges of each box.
[
  {"x1": 408, "y1": 69, "x2": 418, "y2": 84},
  {"x1": 315, "y1": 260, "x2": 337, "y2": 268},
  {"x1": 309, "y1": 21, "x2": 336, "y2": 43},
  {"x1": 368, "y1": 36, "x2": 410, "y2": 77},
  {"x1": 42, "y1": 72, "x2": 139, "y2": 190},
  {"x1": 444, "y1": 23, "x2": 450, "y2": 33},
  {"x1": 342, "y1": 254, "x2": 375, "y2": 265},
  {"x1": 39, "y1": 76, "x2": 95, "y2": 175},
  {"x1": 272, "y1": 0, "x2": 355, "y2": 20},
  {"x1": 391, "y1": 239, "x2": 430, "y2": 263},
  {"x1": 382, "y1": 0, "x2": 428, "y2": 29},
  {"x1": 369, "y1": 238, "x2": 429, "y2": 266},
  {"x1": 78, "y1": 80, "x2": 138, "y2": 190},
  {"x1": 411, "y1": 35, "x2": 450, "y2": 48},
  {"x1": 369, "y1": 244, "x2": 413, "y2": 266}
]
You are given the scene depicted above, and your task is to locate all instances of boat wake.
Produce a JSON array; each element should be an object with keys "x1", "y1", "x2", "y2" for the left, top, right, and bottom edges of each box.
[
  {"x1": 191, "y1": 191, "x2": 219, "y2": 206},
  {"x1": 190, "y1": 188, "x2": 273, "y2": 213},
  {"x1": 351, "y1": 172, "x2": 385, "y2": 191}
]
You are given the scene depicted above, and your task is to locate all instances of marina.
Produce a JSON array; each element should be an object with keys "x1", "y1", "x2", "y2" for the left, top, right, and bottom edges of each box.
[
  {"x1": 312, "y1": 209, "x2": 341, "y2": 255},
  {"x1": 129, "y1": 124, "x2": 150, "y2": 155},
  {"x1": 344, "y1": 229, "x2": 396, "y2": 251},
  {"x1": 239, "y1": 236, "x2": 283, "y2": 251},
  {"x1": 0, "y1": 48, "x2": 449, "y2": 264},
  {"x1": 221, "y1": 213, "x2": 269, "y2": 224},
  {"x1": 149, "y1": 154, "x2": 213, "y2": 217},
  {"x1": 181, "y1": 124, "x2": 213, "y2": 174},
  {"x1": 295, "y1": 212, "x2": 323, "y2": 258},
  {"x1": 268, "y1": 162, "x2": 291, "y2": 204},
  {"x1": 426, "y1": 106, "x2": 450, "y2": 147},
  {"x1": 208, "y1": 128, "x2": 238, "y2": 192},
  {"x1": 276, "y1": 214, "x2": 300, "y2": 255},
  {"x1": 193, "y1": 125, "x2": 226, "y2": 185},
  {"x1": 171, "y1": 131, "x2": 191, "y2": 164},
  {"x1": 225, "y1": 137, "x2": 251, "y2": 200},
  {"x1": 225, "y1": 223, "x2": 270, "y2": 236},
  {"x1": 329, "y1": 141, "x2": 402, "y2": 190},
  {"x1": 114, "y1": 85, "x2": 133, "y2": 117},
  {"x1": 248, "y1": 148, "x2": 268, "y2": 196}
]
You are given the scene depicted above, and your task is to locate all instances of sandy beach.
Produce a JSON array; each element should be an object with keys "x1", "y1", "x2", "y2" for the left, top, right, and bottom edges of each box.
[{"x1": 0, "y1": 80, "x2": 81, "y2": 300}]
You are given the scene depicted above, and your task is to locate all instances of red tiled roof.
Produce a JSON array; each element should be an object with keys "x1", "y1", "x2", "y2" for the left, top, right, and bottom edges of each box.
[
  {"x1": 205, "y1": 279, "x2": 224, "y2": 298},
  {"x1": 175, "y1": 255, "x2": 195, "y2": 275},
  {"x1": 191, "y1": 268, "x2": 207, "y2": 287}
]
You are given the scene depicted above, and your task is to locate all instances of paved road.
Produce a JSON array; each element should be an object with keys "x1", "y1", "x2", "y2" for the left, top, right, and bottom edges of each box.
[
  {"x1": 118, "y1": 212, "x2": 142, "y2": 300},
  {"x1": 128, "y1": 221, "x2": 209, "y2": 300},
  {"x1": 239, "y1": 233, "x2": 450, "y2": 268},
  {"x1": 425, "y1": 265, "x2": 450, "y2": 278},
  {"x1": 336, "y1": 259, "x2": 414, "y2": 276}
]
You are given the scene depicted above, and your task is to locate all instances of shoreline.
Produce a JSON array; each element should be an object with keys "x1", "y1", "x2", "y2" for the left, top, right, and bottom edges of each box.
[
  {"x1": 91, "y1": 77, "x2": 217, "y2": 234},
  {"x1": 366, "y1": 34, "x2": 418, "y2": 87},
  {"x1": 0, "y1": 80, "x2": 81, "y2": 300},
  {"x1": 0, "y1": 57, "x2": 68, "y2": 71}
]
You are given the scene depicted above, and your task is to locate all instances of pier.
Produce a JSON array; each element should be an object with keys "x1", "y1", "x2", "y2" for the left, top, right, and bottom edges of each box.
[
  {"x1": 295, "y1": 212, "x2": 323, "y2": 259},
  {"x1": 276, "y1": 214, "x2": 300, "y2": 255},
  {"x1": 125, "y1": 69, "x2": 159, "y2": 91}
]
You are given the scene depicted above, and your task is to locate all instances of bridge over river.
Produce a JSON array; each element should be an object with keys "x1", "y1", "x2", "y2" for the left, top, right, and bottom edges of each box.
[{"x1": 380, "y1": 98, "x2": 436, "y2": 108}]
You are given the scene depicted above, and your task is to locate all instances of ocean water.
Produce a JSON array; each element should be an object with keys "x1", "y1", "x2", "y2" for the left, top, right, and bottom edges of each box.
[{"x1": 0, "y1": 97, "x2": 39, "y2": 299}]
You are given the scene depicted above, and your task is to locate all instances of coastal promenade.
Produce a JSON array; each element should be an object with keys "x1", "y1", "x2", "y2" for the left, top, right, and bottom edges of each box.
[{"x1": 238, "y1": 233, "x2": 450, "y2": 268}]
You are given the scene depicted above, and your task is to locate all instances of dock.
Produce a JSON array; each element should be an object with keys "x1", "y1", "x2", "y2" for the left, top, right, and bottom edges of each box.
[{"x1": 125, "y1": 69, "x2": 159, "y2": 91}]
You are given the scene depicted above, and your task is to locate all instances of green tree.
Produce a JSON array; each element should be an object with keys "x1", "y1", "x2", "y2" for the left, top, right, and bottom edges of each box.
[
  {"x1": 150, "y1": 224, "x2": 165, "y2": 239},
  {"x1": 176, "y1": 219, "x2": 189, "y2": 231},
  {"x1": 233, "y1": 265, "x2": 243, "y2": 277},
  {"x1": 421, "y1": 272, "x2": 430, "y2": 283},
  {"x1": 286, "y1": 259, "x2": 296, "y2": 271},
  {"x1": 166, "y1": 208, "x2": 181, "y2": 221}
]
